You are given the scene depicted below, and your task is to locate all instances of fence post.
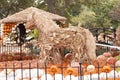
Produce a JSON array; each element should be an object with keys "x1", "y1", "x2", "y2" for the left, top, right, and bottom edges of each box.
[
  {"x1": 5, "y1": 63, "x2": 7, "y2": 80},
  {"x1": 45, "y1": 62, "x2": 47, "y2": 80},
  {"x1": 79, "y1": 60, "x2": 83, "y2": 80},
  {"x1": 96, "y1": 29, "x2": 99, "y2": 41}
]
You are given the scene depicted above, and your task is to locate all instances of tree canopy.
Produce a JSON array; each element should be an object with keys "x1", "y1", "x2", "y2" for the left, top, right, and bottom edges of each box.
[{"x1": 0, "y1": 0, "x2": 120, "y2": 29}]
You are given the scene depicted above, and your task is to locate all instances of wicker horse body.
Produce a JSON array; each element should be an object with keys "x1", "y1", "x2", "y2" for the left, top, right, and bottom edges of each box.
[{"x1": 26, "y1": 12, "x2": 96, "y2": 65}]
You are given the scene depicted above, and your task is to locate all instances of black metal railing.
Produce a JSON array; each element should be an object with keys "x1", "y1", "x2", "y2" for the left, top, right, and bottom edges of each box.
[
  {"x1": 0, "y1": 60, "x2": 118, "y2": 80},
  {"x1": 0, "y1": 44, "x2": 119, "y2": 80}
]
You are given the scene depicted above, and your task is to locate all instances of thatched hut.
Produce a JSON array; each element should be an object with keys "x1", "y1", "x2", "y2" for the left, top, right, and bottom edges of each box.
[
  {"x1": 0, "y1": 7, "x2": 66, "y2": 41},
  {"x1": 0, "y1": 7, "x2": 66, "y2": 24}
]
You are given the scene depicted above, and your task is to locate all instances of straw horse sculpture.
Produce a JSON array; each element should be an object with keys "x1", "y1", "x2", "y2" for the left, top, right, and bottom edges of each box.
[{"x1": 26, "y1": 12, "x2": 96, "y2": 65}]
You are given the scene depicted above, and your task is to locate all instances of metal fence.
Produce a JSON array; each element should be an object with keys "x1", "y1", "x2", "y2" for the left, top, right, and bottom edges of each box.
[
  {"x1": 88, "y1": 27, "x2": 118, "y2": 56},
  {"x1": 0, "y1": 59, "x2": 119, "y2": 80},
  {"x1": 89, "y1": 27, "x2": 116, "y2": 46},
  {"x1": 0, "y1": 44, "x2": 119, "y2": 80}
]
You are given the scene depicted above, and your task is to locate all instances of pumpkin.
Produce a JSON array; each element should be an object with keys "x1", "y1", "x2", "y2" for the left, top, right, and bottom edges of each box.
[
  {"x1": 87, "y1": 65, "x2": 95, "y2": 72},
  {"x1": 50, "y1": 65, "x2": 58, "y2": 74},
  {"x1": 102, "y1": 66, "x2": 111, "y2": 73},
  {"x1": 66, "y1": 67, "x2": 74, "y2": 75}
]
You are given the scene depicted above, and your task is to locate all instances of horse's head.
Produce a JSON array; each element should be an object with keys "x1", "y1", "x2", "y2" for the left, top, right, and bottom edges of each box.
[
  {"x1": 25, "y1": 20, "x2": 36, "y2": 30},
  {"x1": 25, "y1": 12, "x2": 36, "y2": 30},
  {"x1": 25, "y1": 11, "x2": 60, "y2": 34}
]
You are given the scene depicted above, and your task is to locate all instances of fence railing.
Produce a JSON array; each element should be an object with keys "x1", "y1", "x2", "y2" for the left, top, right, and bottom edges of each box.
[
  {"x1": 0, "y1": 44, "x2": 119, "y2": 80},
  {"x1": 0, "y1": 60, "x2": 119, "y2": 80}
]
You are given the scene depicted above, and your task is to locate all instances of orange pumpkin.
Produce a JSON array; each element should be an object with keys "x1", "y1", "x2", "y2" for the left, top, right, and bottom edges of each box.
[
  {"x1": 66, "y1": 67, "x2": 74, "y2": 75},
  {"x1": 102, "y1": 65, "x2": 111, "y2": 73},
  {"x1": 50, "y1": 65, "x2": 58, "y2": 74}
]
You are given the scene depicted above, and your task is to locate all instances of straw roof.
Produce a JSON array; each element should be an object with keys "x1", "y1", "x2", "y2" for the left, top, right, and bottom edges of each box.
[{"x1": 0, "y1": 7, "x2": 66, "y2": 23}]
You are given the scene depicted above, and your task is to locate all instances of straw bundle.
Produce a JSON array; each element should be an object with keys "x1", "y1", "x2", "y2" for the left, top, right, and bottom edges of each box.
[
  {"x1": 26, "y1": 11, "x2": 96, "y2": 65},
  {"x1": 0, "y1": 7, "x2": 96, "y2": 65},
  {"x1": 26, "y1": 11, "x2": 60, "y2": 34},
  {"x1": 115, "y1": 27, "x2": 120, "y2": 46},
  {"x1": 37, "y1": 26, "x2": 96, "y2": 65}
]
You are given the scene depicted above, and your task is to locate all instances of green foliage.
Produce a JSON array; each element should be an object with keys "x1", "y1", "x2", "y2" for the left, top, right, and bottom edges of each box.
[
  {"x1": 33, "y1": 28, "x2": 39, "y2": 39},
  {"x1": 17, "y1": 0, "x2": 34, "y2": 8},
  {"x1": 69, "y1": 0, "x2": 120, "y2": 28},
  {"x1": 116, "y1": 68, "x2": 120, "y2": 72},
  {"x1": 1, "y1": 0, "x2": 120, "y2": 29},
  {"x1": 90, "y1": 0, "x2": 113, "y2": 28},
  {"x1": 70, "y1": 5, "x2": 95, "y2": 26},
  {"x1": 64, "y1": 0, "x2": 82, "y2": 23},
  {"x1": 0, "y1": 0, "x2": 46, "y2": 19},
  {"x1": 116, "y1": 56, "x2": 120, "y2": 61},
  {"x1": 44, "y1": 0, "x2": 82, "y2": 23}
]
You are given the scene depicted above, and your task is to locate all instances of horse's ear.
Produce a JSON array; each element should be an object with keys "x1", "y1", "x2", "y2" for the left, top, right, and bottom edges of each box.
[
  {"x1": 25, "y1": 20, "x2": 35, "y2": 29},
  {"x1": 26, "y1": 12, "x2": 36, "y2": 29},
  {"x1": 27, "y1": 13, "x2": 33, "y2": 22}
]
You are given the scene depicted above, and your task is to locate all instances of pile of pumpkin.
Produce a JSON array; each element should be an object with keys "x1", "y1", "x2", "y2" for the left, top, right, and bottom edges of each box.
[
  {"x1": 1, "y1": 23, "x2": 15, "y2": 39},
  {"x1": 2, "y1": 23, "x2": 15, "y2": 34},
  {"x1": 0, "y1": 52, "x2": 39, "y2": 62},
  {"x1": 0, "y1": 52, "x2": 120, "y2": 80},
  {"x1": 43, "y1": 52, "x2": 120, "y2": 80}
]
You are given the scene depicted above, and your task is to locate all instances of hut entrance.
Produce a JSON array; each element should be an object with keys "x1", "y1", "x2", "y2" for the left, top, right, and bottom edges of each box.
[{"x1": 15, "y1": 23, "x2": 26, "y2": 45}]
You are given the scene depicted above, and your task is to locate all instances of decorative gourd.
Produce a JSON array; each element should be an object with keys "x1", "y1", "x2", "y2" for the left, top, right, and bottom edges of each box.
[
  {"x1": 66, "y1": 67, "x2": 74, "y2": 75},
  {"x1": 102, "y1": 66, "x2": 111, "y2": 73},
  {"x1": 50, "y1": 65, "x2": 58, "y2": 74}
]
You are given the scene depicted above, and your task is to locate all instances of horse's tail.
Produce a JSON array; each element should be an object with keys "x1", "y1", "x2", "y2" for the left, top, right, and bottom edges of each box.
[{"x1": 84, "y1": 29, "x2": 96, "y2": 61}]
